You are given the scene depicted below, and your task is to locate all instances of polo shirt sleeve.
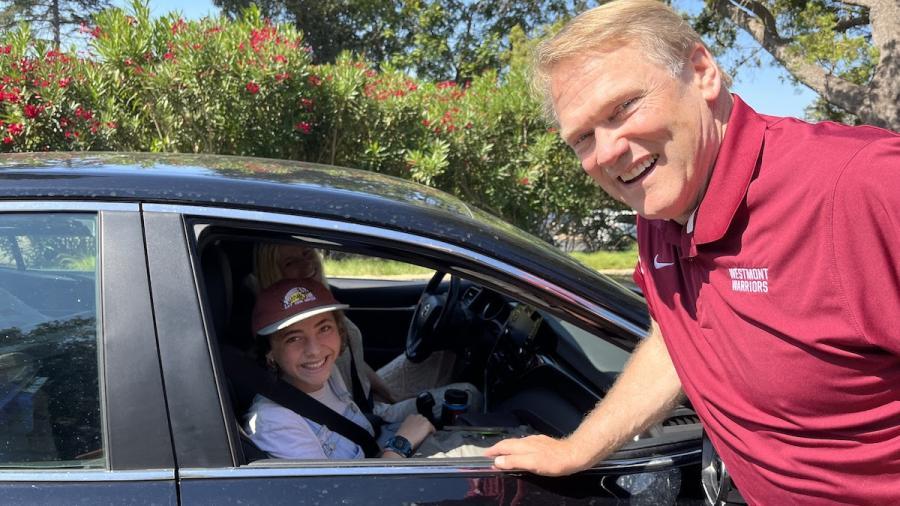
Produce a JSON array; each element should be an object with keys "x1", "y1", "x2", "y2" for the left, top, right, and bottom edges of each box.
[
  {"x1": 632, "y1": 257, "x2": 657, "y2": 320},
  {"x1": 831, "y1": 135, "x2": 900, "y2": 356}
]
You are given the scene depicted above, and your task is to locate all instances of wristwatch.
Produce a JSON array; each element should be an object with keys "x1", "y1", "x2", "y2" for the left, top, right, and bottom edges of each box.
[{"x1": 383, "y1": 435, "x2": 414, "y2": 458}]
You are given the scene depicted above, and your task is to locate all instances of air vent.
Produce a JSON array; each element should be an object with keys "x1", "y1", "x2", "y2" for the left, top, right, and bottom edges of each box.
[
  {"x1": 462, "y1": 287, "x2": 479, "y2": 304},
  {"x1": 663, "y1": 414, "x2": 701, "y2": 426}
]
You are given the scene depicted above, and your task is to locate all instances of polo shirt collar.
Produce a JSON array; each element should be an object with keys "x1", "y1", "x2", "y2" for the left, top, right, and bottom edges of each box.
[{"x1": 691, "y1": 94, "x2": 767, "y2": 246}]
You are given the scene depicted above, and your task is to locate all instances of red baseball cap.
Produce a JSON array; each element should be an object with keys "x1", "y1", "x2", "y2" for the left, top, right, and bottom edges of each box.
[{"x1": 252, "y1": 278, "x2": 348, "y2": 336}]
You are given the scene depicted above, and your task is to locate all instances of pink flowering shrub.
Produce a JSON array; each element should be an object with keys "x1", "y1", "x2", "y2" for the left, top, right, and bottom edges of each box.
[{"x1": 0, "y1": 1, "x2": 624, "y2": 247}]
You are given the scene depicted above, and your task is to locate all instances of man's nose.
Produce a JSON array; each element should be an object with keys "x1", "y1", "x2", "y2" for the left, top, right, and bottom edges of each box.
[{"x1": 592, "y1": 128, "x2": 629, "y2": 170}]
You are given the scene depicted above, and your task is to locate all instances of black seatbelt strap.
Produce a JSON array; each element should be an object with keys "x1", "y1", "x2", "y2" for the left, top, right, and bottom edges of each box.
[
  {"x1": 266, "y1": 379, "x2": 381, "y2": 458},
  {"x1": 348, "y1": 352, "x2": 383, "y2": 438},
  {"x1": 349, "y1": 352, "x2": 375, "y2": 413},
  {"x1": 223, "y1": 347, "x2": 381, "y2": 458}
]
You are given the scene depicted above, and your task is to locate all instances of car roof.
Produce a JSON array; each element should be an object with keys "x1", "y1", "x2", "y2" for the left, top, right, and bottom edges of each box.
[{"x1": 0, "y1": 152, "x2": 648, "y2": 331}]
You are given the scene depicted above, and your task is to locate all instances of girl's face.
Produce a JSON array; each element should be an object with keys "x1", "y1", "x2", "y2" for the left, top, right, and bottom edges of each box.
[
  {"x1": 277, "y1": 245, "x2": 319, "y2": 280},
  {"x1": 266, "y1": 312, "x2": 341, "y2": 393}
]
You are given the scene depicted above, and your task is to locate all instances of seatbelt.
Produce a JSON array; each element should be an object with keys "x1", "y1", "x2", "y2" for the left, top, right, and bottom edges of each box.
[
  {"x1": 223, "y1": 347, "x2": 381, "y2": 458},
  {"x1": 348, "y1": 352, "x2": 384, "y2": 438}
]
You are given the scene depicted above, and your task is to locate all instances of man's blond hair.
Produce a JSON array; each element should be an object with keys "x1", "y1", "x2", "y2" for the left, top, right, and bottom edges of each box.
[{"x1": 533, "y1": 0, "x2": 731, "y2": 121}]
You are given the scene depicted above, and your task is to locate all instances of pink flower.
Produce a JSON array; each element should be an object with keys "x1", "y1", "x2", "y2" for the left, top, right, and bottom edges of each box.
[
  {"x1": 23, "y1": 104, "x2": 42, "y2": 119},
  {"x1": 75, "y1": 107, "x2": 93, "y2": 120},
  {"x1": 294, "y1": 121, "x2": 311, "y2": 134},
  {"x1": 245, "y1": 81, "x2": 260, "y2": 94},
  {"x1": 163, "y1": 52, "x2": 175, "y2": 61},
  {"x1": 7, "y1": 123, "x2": 23, "y2": 135},
  {"x1": 171, "y1": 19, "x2": 187, "y2": 35},
  {"x1": 307, "y1": 75, "x2": 321, "y2": 86},
  {"x1": 2, "y1": 136, "x2": 12, "y2": 144}
]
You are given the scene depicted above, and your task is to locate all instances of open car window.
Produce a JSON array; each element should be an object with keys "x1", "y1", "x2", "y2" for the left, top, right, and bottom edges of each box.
[
  {"x1": 192, "y1": 222, "x2": 647, "y2": 467},
  {"x1": 322, "y1": 251, "x2": 435, "y2": 282}
]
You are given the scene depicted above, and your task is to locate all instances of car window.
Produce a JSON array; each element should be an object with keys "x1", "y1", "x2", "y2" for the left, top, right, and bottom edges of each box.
[
  {"x1": 555, "y1": 318, "x2": 630, "y2": 375},
  {"x1": 0, "y1": 213, "x2": 104, "y2": 468},
  {"x1": 323, "y1": 251, "x2": 435, "y2": 281}
]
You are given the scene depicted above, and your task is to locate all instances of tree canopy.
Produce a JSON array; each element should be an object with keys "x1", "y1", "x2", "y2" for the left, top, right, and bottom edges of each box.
[
  {"x1": 211, "y1": 0, "x2": 587, "y2": 81},
  {"x1": 0, "y1": 0, "x2": 110, "y2": 47},
  {"x1": 694, "y1": 0, "x2": 898, "y2": 130}
]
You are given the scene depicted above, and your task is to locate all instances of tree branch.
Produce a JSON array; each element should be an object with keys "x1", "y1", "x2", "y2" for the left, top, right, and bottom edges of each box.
[
  {"x1": 841, "y1": 0, "x2": 876, "y2": 8},
  {"x1": 833, "y1": 13, "x2": 870, "y2": 32},
  {"x1": 715, "y1": 0, "x2": 868, "y2": 114},
  {"x1": 733, "y1": 0, "x2": 786, "y2": 43}
]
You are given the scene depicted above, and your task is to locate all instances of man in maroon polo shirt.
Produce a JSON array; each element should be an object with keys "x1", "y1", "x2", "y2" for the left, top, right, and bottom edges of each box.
[{"x1": 485, "y1": 0, "x2": 900, "y2": 503}]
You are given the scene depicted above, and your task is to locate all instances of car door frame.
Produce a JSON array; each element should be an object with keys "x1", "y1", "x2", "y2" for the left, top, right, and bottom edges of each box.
[
  {"x1": 0, "y1": 201, "x2": 176, "y2": 505},
  {"x1": 143, "y1": 203, "x2": 700, "y2": 505}
]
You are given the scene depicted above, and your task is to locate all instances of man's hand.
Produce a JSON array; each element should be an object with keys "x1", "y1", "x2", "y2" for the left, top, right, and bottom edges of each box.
[
  {"x1": 485, "y1": 320, "x2": 682, "y2": 477},
  {"x1": 484, "y1": 435, "x2": 594, "y2": 476}
]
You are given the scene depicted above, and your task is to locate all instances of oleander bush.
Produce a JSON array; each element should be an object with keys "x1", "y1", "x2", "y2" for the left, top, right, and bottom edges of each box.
[{"x1": 0, "y1": 1, "x2": 628, "y2": 249}]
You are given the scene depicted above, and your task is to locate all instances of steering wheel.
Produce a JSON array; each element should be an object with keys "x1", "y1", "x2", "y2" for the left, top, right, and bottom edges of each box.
[{"x1": 406, "y1": 270, "x2": 460, "y2": 363}]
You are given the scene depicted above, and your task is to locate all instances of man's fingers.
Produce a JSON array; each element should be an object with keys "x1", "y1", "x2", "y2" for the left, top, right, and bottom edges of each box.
[
  {"x1": 493, "y1": 452, "x2": 540, "y2": 472},
  {"x1": 483, "y1": 436, "x2": 531, "y2": 457}
]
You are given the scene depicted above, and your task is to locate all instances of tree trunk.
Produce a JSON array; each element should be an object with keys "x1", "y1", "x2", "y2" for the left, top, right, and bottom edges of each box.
[{"x1": 51, "y1": 0, "x2": 61, "y2": 49}]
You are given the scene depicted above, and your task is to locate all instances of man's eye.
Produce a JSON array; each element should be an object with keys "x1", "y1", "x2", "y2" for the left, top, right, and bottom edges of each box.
[
  {"x1": 573, "y1": 132, "x2": 592, "y2": 147},
  {"x1": 610, "y1": 97, "x2": 638, "y2": 121},
  {"x1": 319, "y1": 324, "x2": 333, "y2": 333}
]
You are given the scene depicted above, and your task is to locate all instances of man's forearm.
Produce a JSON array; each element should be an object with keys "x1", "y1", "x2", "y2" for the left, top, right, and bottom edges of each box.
[{"x1": 565, "y1": 321, "x2": 683, "y2": 466}]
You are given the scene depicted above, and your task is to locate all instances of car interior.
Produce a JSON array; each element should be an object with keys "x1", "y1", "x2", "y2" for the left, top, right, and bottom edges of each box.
[{"x1": 194, "y1": 223, "x2": 702, "y2": 464}]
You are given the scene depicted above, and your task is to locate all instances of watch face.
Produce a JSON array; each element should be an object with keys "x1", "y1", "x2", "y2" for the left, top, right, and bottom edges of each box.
[{"x1": 387, "y1": 436, "x2": 412, "y2": 457}]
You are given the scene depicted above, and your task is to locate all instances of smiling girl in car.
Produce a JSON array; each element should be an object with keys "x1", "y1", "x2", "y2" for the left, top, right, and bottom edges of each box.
[{"x1": 244, "y1": 278, "x2": 435, "y2": 459}]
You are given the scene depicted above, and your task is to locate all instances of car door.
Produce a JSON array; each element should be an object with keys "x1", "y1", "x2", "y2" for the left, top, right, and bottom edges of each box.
[
  {"x1": 144, "y1": 204, "x2": 701, "y2": 505},
  {"x1": 0, "y1": 203, "x2": 176, "y2": 504}
]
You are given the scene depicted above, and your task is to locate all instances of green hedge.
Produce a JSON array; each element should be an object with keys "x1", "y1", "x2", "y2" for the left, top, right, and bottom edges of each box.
[{"x1": 0, "y1": 1, "x2": 629, "y2": 250}]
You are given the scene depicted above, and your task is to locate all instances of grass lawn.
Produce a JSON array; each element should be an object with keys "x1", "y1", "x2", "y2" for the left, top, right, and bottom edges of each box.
[
  {"x1": 569, "y1": 245, "x2": 638, "y2": 271},
  {"x1": 323, "y1": 257, "x2": 435, "y2": 277},
  {"x1": 323, "y1": 245, "x2": 638, "y2": 278}
]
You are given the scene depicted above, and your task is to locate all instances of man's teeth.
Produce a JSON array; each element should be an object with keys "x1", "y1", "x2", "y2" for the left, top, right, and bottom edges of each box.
[
  {"x1": 620, "y1": 155, "x2": 658, "y2": 183},
  {"x1": 302, "y1": 358, "x2": 326, "y2": 369}
]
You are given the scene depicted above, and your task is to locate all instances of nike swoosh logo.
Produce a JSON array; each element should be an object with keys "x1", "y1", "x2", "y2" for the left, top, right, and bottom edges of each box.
[{"x1": 654, "y1": 255, "x2": 675, "y2": 269}]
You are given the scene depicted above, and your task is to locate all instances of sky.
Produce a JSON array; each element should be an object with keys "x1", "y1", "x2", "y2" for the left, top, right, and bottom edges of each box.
[{"x1": 119, "y1": 0, "x2": 820, "y2": 119}]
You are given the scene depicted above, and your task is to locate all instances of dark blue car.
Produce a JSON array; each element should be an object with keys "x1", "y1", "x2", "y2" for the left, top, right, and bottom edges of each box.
[{"x1": 0, "y1": 153, "x2": 734, "y2": 505}]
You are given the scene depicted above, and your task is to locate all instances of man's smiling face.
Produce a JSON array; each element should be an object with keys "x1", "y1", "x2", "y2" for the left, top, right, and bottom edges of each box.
[{"x1": 551, "y1": 42, "x2": 724, "y2": 224}]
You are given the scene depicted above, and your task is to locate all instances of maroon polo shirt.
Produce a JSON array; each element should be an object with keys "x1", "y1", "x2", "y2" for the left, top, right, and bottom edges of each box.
[{"x1": 634, "y1": 96, "x2": 900, "y2": 505}]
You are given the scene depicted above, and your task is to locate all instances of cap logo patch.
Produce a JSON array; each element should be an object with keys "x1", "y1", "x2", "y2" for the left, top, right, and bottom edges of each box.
[{"x1": 282, "y1": 287, "x2": 317, "y2": 309}]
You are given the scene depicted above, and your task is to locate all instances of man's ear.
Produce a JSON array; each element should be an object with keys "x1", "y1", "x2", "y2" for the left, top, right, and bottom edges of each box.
[
  {"x1": 266, "y1": 350, "x2": 275, "y2": 366},
  {"x1": 688, "y1": 43, "x2": 721, "y2": 102}
]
